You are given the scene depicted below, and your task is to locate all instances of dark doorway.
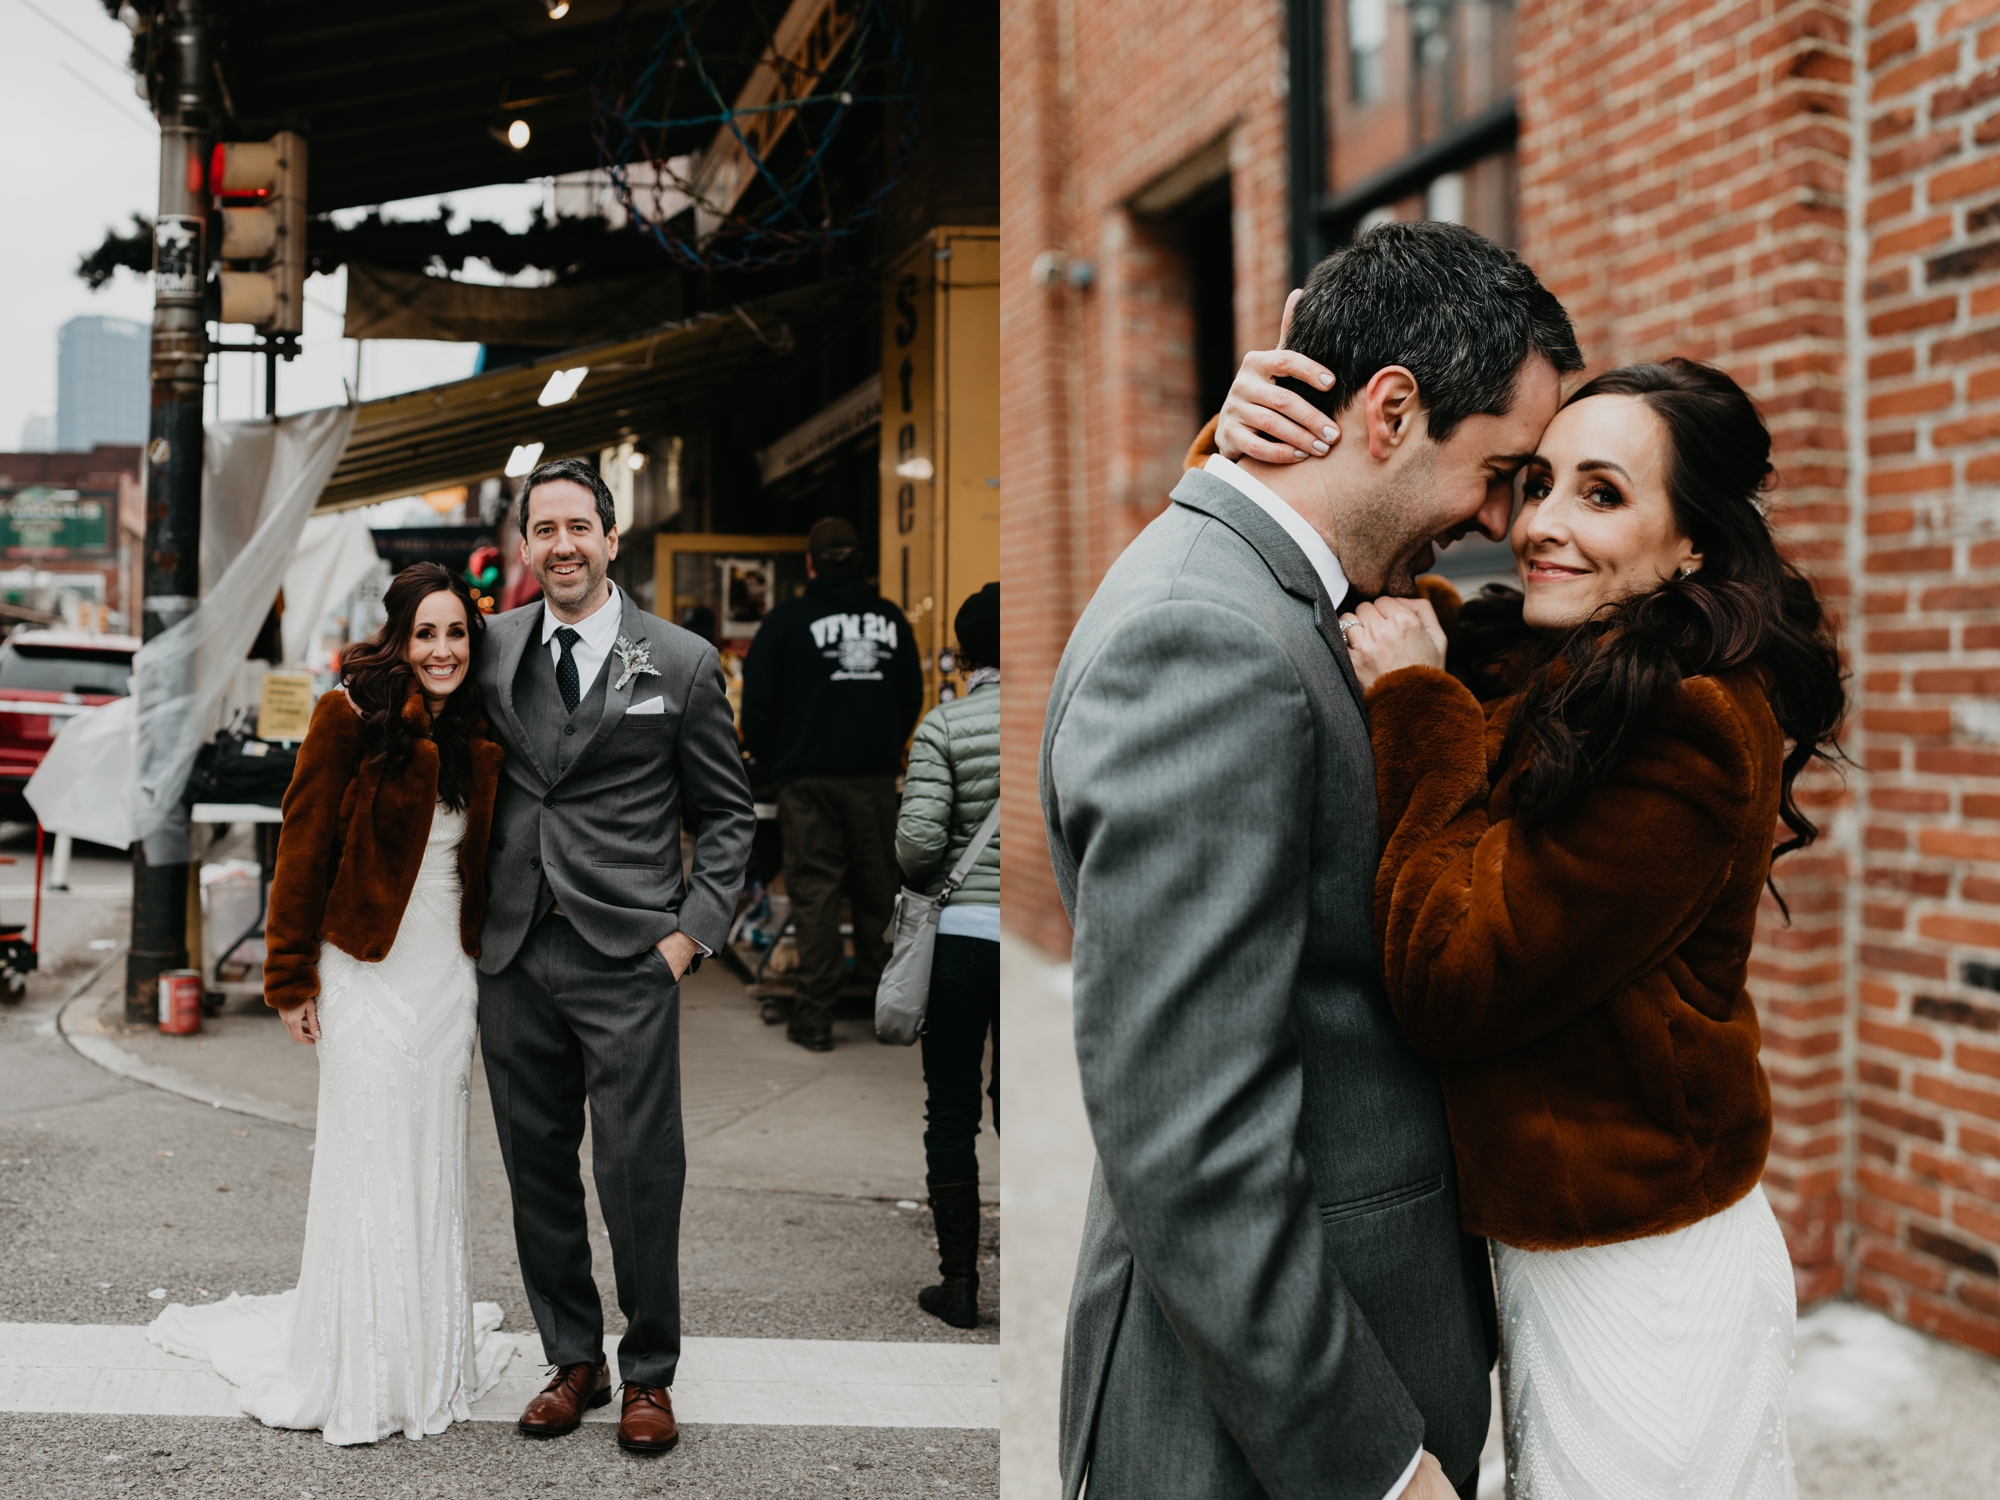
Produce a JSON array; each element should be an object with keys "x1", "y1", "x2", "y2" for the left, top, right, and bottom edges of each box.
[{"x1": 1184, "y1": 187, "x2": 1237, "y2": 431}]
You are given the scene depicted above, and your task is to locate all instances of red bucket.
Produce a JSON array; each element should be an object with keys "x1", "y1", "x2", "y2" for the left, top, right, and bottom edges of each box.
[{"x1": 159, "y1": 968, "x2": 203, "y2": 1035}]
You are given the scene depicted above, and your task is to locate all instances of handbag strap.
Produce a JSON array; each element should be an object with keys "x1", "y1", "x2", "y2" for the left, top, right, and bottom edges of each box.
[{"x1": 940, "y1": 804, "x2": 1001, "y2": 897}]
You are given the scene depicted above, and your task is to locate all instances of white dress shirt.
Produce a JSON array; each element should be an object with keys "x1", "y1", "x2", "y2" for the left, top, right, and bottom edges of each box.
[
  {"x1": 540, "y1": 584, "x2": 624, "y2": 696},
  {"x1": 1207, "y1": 455, "x2": 1420, "y2": 1500},
  {"x1": 1203, "y1": 454, "x2": 1351, "y2": 612}
]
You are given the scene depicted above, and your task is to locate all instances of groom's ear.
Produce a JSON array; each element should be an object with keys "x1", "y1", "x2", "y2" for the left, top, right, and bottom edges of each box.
[{"x1": 1364, "y1": 366, "x2": 1422, "y2": 462}]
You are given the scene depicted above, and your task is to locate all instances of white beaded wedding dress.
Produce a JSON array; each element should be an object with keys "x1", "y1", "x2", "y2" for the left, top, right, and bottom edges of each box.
[
  {"x1": 148, "y1": 803, "x2": 514, "y2": 1445},
  {"x1": 1495, "y1": 1184, "x2": 1798, "y2": 1499}
]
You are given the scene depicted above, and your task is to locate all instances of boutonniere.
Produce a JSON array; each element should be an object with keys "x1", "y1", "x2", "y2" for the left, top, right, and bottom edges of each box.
[{"x1": 613, "y1": 635, "x2": 661, "y2": 691}]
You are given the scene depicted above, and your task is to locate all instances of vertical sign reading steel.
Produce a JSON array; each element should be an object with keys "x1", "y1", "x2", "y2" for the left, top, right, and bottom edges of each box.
[
  {"x1": 881, "y1": 236, "x2": 936, "y2": 704},
  {"x1": 877, "y1": 227, "x2": 1001, "y2": 716}
]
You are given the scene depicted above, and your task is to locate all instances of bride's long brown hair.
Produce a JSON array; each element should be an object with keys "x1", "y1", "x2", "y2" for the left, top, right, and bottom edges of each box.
[
  {"x1": 339, "y1": 562, "x2": 486, "y2": 811},
  {"x1": 1458, "y1": 360, "x2": 1846, "y2": 908}
]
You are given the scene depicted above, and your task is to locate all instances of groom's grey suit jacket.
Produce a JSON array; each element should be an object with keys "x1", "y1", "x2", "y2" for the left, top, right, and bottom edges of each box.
[
  {"x1": 1040, "y1": 470, "x2": 1493, "y2": 1500},
  {"x1": 477, "y1": 586, "x2": 755, "y2": 973}
]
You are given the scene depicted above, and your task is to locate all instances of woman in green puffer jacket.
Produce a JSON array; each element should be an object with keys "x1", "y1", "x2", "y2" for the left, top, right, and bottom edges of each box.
[{"x1": 895, "y1": 581, "x2": 999, "y2": 1330}]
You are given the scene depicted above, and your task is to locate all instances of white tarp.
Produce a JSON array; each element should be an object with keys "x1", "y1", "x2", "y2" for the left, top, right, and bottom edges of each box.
[
  {"x1": 22, "y1": 695, "x2": 135, "y2": 850},
  {"x1": 280, "y1": 510, "x2": 379, "y2": 666},
  {"x1": 27, "y1": 404, "x2": 356, "y2": 855}
]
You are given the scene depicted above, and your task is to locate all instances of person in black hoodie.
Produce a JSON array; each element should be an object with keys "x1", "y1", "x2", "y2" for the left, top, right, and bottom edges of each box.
[{"x1": 742, "y1": 517, "x2": 924, "y2": 1050}]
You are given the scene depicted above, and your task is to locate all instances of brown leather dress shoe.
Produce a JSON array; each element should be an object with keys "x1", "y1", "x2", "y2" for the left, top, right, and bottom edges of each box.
[
  {"x1": 518, "y1": 1359, "x2": 611, "y2": 1438},
  {"x1": 617, "y1": 1382, "x2": 680, "y2": 1453}
]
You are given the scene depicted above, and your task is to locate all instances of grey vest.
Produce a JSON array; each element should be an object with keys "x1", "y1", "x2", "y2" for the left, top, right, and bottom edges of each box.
[{"x1": 514, "y1": 631, "x2": 610, "y2": 921}]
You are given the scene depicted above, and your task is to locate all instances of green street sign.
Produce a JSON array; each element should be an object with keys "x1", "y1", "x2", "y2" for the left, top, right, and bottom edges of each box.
[{"x1": 0, "y1": 488, "x2": 111, "y2": 559}]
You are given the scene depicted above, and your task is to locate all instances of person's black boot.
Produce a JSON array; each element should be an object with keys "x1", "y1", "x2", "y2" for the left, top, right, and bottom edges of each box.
[
  {"x1": 787, "y1": 1021, "x2": 833, "y2": 1052},
  {"x1": 917, "y1": 1179, "x2": 982, "y2": 1329}
]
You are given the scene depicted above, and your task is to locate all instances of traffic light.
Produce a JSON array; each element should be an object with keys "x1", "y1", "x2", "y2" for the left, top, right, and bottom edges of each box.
[{"x1": 210, "y1": 131, "x2": 307, "y2": 335}]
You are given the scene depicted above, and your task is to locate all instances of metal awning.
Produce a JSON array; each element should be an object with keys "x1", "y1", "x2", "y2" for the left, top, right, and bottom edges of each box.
[
  {"x1": 315, "y1": 277, "x2": 862, "y2": 512},
  {"x1": 128, "y1": 0, "x2": 790, "y2": 212}
]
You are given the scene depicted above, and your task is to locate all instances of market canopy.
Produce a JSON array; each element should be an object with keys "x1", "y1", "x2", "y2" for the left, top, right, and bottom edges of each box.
[
  {"x1": 127, "y1": 0, "x2": 796, "y2": 212},
  {"x1": 316, "y1": 277, "x2": 861, "y2": 512}
]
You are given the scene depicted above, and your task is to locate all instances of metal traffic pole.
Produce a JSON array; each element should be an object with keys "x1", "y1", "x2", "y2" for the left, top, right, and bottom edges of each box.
[{"x1": 128, "y1": 0, "x2": 214, "y2": 1025}]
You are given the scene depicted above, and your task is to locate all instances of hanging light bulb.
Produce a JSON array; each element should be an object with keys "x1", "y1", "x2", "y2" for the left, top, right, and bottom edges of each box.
[
  {"x1": 545, "y1": 0, "x2": 570, "y2": 15},
  {"x1": 506, "y1": 119, "x2": 531, "y2": 150}
]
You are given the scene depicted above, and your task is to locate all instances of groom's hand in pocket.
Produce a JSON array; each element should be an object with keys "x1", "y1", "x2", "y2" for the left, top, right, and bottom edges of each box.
[
  {"x1": 654, "y1": 931, "x2": 701, "y2": 982},
  {"x1": 1403, "y1": 1450, "x2": 1460, "y2": 1500}
]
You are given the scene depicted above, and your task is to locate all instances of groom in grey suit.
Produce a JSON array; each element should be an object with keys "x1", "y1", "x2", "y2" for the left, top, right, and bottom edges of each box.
[
  {"x1": 1041, "y1": 223, "x2": 1580, "y2": 1500},
  {"x1": 477, "y1": 457, "x2": 754, "y2": 1453}
]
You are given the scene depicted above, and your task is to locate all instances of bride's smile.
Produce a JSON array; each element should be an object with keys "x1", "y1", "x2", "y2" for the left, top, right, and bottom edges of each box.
[{"x1": 406, "y1": 592, "x2": 472, "y2": 704}]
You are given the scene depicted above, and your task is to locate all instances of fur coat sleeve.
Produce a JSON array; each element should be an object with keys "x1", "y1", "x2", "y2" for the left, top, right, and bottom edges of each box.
[
  {"x1": 263, "y1": 690, "x2": 364, "y2": 1010},
  {"x1": 1367, "y1": 663, "x2": 1758, "y2": 1060}
]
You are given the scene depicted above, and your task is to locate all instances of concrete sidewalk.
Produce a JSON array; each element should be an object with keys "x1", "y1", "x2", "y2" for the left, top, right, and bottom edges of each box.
[
  {"x1": 1000, "y1": 931, "x2": 2000, "y2": 1500},
  {"x1": 61, "y1": 945, "x2": 997, "y2": 1204},
  {"x1": 1, "y1": 835, "x2": 998, "y2": 1497}
]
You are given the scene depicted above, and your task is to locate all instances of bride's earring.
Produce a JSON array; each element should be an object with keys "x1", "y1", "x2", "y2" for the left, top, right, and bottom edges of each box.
[{"x1": 1680, "y1": 565, "x2": 1696, "y2": 580}]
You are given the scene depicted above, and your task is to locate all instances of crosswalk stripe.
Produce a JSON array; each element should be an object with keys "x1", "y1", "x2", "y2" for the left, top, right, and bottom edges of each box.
[{"x1": 0, "y1": 1324, "x2": 997, "y2": 1430}]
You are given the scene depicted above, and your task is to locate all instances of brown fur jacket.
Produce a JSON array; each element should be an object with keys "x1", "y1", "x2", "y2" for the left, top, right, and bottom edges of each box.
[
  {"x1": 1368, "y1": 661, "x2": 1782, "y2": 1251},
  {"x1": 263, "y1": 687, "x2": 503, "y2": 1010}
]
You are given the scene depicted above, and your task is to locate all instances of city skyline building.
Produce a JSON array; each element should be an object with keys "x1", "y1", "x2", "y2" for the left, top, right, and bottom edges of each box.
[{"x1": 55, "y1": 315, "x2": 146, "y2": 453}]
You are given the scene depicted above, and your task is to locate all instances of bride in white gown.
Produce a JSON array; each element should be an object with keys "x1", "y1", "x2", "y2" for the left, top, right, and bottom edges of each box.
[
  {"x1": 1300, "y1": 355, "x2": 1841, "y2": 1496},
  {"x1": 149, "y1": 564, "x2": 514, "y2": 1445}
]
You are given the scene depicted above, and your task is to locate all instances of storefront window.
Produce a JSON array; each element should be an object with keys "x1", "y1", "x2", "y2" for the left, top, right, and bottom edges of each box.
[{"x1": 1319, "y1": 0, "x2": 1517, "y2": 247}]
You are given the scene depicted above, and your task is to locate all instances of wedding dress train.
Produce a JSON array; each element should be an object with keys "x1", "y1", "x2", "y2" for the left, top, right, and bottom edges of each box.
[{"x1": 148, "y1": 803, "x2": 514, "y2": 1444}]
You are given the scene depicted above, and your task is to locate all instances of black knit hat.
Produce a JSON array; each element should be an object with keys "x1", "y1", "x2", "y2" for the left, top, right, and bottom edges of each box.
[{"x1": 954, "y1": 582, "x2": 999, "y2": 669}]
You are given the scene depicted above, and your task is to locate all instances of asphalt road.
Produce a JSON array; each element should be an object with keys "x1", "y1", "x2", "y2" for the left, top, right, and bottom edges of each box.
[{"x1": 0, "y1": 830, "x2": 997, "y2": 1497}]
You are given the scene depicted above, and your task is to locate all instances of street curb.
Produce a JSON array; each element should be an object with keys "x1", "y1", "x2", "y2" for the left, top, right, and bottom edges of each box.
[{"x1": 55, "y1": 952, "x2": 315, "y2": 1132}]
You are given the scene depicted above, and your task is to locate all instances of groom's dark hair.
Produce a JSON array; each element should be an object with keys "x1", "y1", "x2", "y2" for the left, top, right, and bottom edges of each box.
[
  {"x1": 519, "y1": 456, "x2": 618, "y2": 537},
  {"x1": 1285, "y1": 221, "x2": 1582, "y2": 443}
]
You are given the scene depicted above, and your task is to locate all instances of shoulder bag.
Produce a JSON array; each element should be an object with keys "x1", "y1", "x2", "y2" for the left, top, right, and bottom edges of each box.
[{"x1": 874, "y1": 804, "x2": 1000, "y2": 1046}]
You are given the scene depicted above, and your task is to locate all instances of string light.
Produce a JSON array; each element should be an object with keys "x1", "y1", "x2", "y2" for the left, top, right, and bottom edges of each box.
[{"x1": 588, "y1": 0, "x2": 919, "y2": 271}]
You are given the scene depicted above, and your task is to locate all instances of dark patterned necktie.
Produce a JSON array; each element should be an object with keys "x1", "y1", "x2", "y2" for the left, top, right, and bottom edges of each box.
[{"x1": 554, "y1": 626, "x2": 581, "y2": 714}]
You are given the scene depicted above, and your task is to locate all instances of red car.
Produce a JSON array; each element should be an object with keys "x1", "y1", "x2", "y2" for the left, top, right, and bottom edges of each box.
[{"x1": 0, "y1": 630, "x2": 138, "y2": 818}]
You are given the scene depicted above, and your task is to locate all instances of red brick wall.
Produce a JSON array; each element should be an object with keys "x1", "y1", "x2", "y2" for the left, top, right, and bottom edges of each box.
[
  {"x1": 1000, "y1": 0, "x2": 1291, "y2": 955},
  {"x1": 1844, "y1": 0, "x2": 2000, "y2": 1357},
  {"x1": 1003, "y1": 0, "x2": 2000, "y2": 1359},
  {"x1": 1515, "y1": 0, "x2": 1861, "y2": 1315}
]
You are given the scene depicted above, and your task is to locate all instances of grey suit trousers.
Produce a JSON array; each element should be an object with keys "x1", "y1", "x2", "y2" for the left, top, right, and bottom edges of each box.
[{"x1": 478, "y1": 912, "x2": 685, "y2": 1387}]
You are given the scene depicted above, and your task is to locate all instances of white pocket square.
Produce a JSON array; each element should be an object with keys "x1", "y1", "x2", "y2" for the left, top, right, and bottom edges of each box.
[{"x1": 626, "y1": 696, "x2": 666, "y2": 716}]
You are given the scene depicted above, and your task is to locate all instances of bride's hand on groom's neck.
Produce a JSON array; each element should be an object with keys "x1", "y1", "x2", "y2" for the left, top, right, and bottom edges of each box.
[{"x1": 1215, "y1": 288, "x2": 1341, "y2": 467}]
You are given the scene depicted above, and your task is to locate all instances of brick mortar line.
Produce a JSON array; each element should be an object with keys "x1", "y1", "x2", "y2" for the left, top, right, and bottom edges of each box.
[{"x1": 1844, "y1": 0, "x2": 1875, "y2": 1304}]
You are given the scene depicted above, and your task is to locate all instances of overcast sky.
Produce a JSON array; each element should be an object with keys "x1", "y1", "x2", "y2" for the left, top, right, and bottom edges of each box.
[{"x1": 0, "y1": 0, "x2": 546, "y2": 449}]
